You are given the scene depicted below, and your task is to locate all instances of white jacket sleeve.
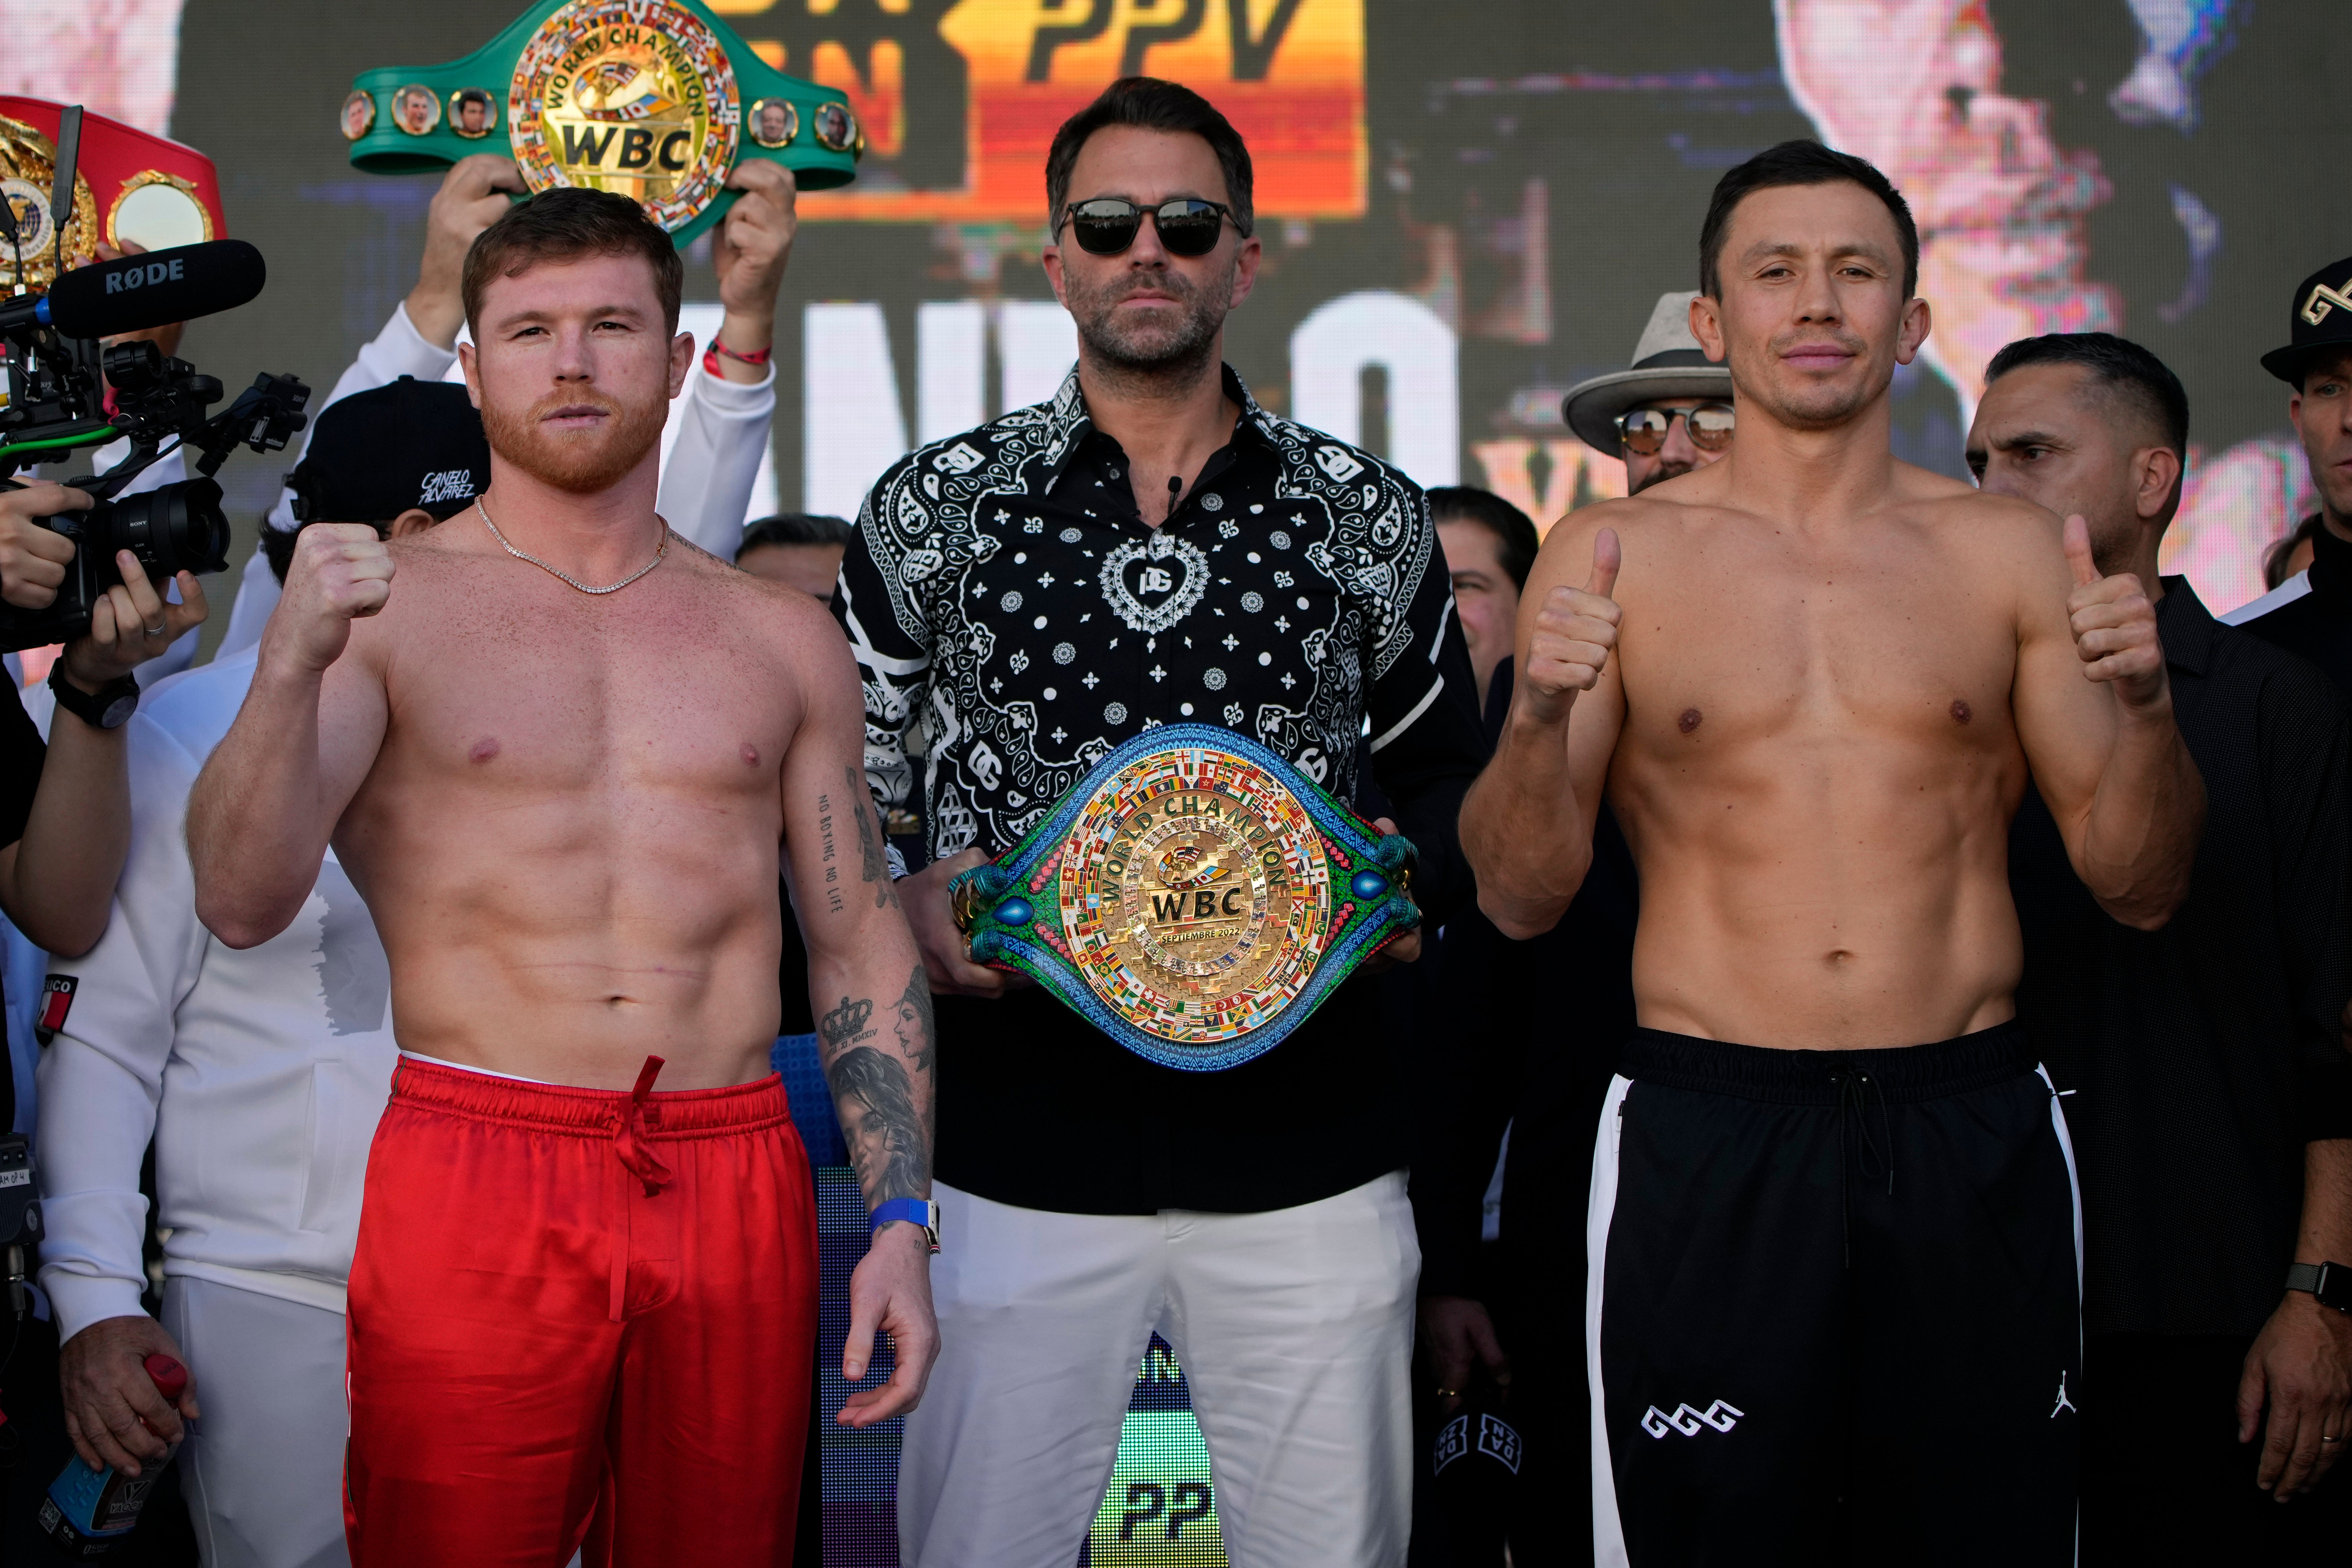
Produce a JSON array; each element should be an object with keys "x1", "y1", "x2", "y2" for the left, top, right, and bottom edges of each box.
[
  {"x1": 34, "y1": 719, "x2": 209, "y2": 1340},
  {"x1": 657, "y1": 359, "x2": 775, "y2": 559},
  {"x1": 216, "y1": 303, "x2": 460, "y2": 660}
]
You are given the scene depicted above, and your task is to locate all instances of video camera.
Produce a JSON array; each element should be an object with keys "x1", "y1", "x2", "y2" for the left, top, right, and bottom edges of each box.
[{"x1": 0, "y1": 105, "x2": 308, "y2": 652}]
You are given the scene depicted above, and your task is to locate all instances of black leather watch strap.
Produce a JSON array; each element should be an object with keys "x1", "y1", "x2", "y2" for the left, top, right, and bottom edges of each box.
[
  {"x1": 2286, "y1": 1261, "x2": 2352, "y2": 1312},
  {"x1": 47, "y1": 664, "x2": 139, "y2": 730}
]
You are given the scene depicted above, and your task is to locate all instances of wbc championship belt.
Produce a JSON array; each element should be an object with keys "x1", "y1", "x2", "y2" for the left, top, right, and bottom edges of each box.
[
  {"x1": 0, "y1": 99, "x2": 227, "y2": 292},
  {"x1": 950, "y1": 725, "x2": 1421, "y2": 1073},
  {"x1": 343, "y1": 0, "x2": 858, "y2": 245}
]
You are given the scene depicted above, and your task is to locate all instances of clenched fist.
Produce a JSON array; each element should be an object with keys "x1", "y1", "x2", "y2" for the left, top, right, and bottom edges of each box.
[
  {"x1": 2062, "y1": 515, "x2": 2167, "y2": 712},
  {"x1": 1523, "y1": 527, "x2": 1622, "y2": 725},
  {"x1": 267, "y1": 523, "x2": 394, "y2": 674}
]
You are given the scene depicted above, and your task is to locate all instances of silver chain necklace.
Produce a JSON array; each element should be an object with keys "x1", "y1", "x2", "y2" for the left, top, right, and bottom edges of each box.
[{"x1": 475, "y1": 498, "x2": 669, "y2": 595}]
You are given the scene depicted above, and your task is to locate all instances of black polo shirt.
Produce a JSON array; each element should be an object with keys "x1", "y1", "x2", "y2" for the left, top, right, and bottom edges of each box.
[
  {"x1": 2234, "y1": 516, "x2": 2352, "y2": 693},
  {"x1": 836, "y1": 366, "x2": 1486, "y2": 1214},
  {"x1": 2009, "y1": 578, "x2": 2352, "y2": 1337}
]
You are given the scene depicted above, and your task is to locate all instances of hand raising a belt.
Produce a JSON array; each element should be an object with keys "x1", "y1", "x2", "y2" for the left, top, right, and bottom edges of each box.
[{"x1": 340, "y1": 0, "x2": 859, "y2": 245}]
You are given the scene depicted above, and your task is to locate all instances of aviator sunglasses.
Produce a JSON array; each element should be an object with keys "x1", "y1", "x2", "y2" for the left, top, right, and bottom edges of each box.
[
  {"x1": 1615, "y1": 402, "x2": 1737, "y2": 455},
  {"x1": 1059, "y1": 197, "x2": 1241, "y2": 258}
]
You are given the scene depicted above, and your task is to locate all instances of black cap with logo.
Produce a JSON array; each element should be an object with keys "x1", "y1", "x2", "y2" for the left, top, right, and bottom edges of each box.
[
  {"x1": 2261, "y1": 255, "x2": 2352, "y2": 387},
  {"x1": 285, "y1": 375, "x2": 490, "y2": 523}
]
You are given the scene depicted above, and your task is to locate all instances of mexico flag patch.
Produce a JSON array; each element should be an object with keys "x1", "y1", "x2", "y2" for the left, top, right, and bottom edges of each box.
[{"x1": 34, "y1": 974, "x2": 77, "y2": 1044}]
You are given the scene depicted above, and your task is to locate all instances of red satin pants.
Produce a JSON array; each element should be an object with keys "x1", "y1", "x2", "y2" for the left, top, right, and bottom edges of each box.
[{"x1": 343, "y1": 1056, "x2": 818, "y2": 1566}]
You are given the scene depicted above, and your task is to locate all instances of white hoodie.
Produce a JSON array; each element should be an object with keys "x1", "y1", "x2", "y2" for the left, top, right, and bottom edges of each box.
[
  {"x1": 36, "y1": 646, "x2": 390, "y2": 1336},
  {"x1": 32, "y1": 303, "x2": 781, "y2": 1338}
]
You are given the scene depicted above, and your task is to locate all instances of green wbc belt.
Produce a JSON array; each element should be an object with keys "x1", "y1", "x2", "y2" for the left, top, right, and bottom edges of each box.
[
  {"x1": 343, "y1": 0, "x2": 858, "y2": 245},
  {"x1": 950, "y1": 725, "x2": 1421, "y2": 1072}
]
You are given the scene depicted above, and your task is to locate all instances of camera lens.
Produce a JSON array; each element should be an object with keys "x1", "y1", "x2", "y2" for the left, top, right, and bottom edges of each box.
[{"x1": 89, "y1": 476, "x2": 230, "y2": 583}]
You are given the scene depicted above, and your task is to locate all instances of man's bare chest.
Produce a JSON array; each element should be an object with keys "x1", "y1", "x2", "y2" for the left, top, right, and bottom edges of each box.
[
  {"x1": 1617, "y1": 551, "x2": 2020, "y2": 753},
  {"x1": 375, "y1": 597, "x2": 801, "y2": 799}
]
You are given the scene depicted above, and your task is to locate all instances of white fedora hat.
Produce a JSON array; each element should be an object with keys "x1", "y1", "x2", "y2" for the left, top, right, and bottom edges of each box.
[{"x1": 1560, "y1": 290, "x2": 1734, "y2": 453}]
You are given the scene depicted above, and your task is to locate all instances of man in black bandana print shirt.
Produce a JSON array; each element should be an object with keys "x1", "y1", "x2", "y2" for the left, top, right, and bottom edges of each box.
[{"x1": 833, "y1": 78, "x2": 1485, "y2": 1568}]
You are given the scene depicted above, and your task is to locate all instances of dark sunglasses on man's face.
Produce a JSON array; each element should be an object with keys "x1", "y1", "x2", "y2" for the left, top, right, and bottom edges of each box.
[
  {"x1": 1616, "y1": 402, "x2": 1736, "y2": 455},
  {"x1": 1060, "y1": 197, "x2": 1238, "y2": 258}
]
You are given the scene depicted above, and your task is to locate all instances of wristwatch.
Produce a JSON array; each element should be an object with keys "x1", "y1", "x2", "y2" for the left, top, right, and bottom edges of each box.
[
  {"x1": 2286, "y1": 1261, "x2": 2352, "y2": 1313},
  {"x1": 869, "y1": 1197, "x2": 940, "y2": 1254},
  {"x1": 47, "y1": 664, "x2": 139, "y2": 730}
]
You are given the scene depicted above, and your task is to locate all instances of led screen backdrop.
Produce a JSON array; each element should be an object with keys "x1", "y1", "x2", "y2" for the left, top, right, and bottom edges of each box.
[
  {"x1": 7, "y1": 1, "x2": 2350, "y2": 1561},
  {"x1": 11, "y1": 0, "x2": 2348, "y2": 643}
]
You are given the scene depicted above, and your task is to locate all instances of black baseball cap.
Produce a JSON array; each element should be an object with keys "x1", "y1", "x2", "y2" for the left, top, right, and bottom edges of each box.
[
  {"x1": 2261, "y1": 255, "x2": 2352, "y2": 386},
  {"x1": 285, "y1": 376, "x2": 490, "y2": 523}
]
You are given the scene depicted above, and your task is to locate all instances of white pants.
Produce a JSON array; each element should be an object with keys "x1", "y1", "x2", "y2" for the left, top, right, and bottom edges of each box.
[
  {"x1": 897, "y1": 1171, "x2": 1419, "y2": 1568},
  {"x1": 161, "y1": 1277, "x2": 350, "y2": 1568}
]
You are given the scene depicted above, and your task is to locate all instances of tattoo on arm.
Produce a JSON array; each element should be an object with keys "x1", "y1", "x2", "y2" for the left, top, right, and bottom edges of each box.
[
  {"x1": 820, "y1": 994, "x2": 874, "y2": 1050},
  {"x1": 826, "y1": 1045, "x2": 929, "y2": 1205},
  {"x1": 821, "y1": 965, "x2": 936, "y2": 1207},
  {"x1": 891, "y1": 963, "x2": 936, "y2": 1074},
  {"x1": 848, "y1": 766, "x2": 896, "y2": 907},
  {"x1": 815, "y1": 790, "x2": 844, "y2": 914}
]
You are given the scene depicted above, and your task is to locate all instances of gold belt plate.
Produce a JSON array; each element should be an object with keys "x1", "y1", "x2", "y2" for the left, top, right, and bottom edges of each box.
[{"x1": 1061, "y1": 744, "x2": 1333, "y2": 1044}]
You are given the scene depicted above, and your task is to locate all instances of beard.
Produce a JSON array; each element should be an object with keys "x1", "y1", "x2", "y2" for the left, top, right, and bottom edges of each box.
[
  {"x1": 1063, "y1": 264, "x2": 1231, "y2": 379},
  {"x1": 479, "y1": 383, "x2": 667, "y2": 495},
  {"x1": 1630, "y1": 457, "x2": 1693, "y2": 495}
]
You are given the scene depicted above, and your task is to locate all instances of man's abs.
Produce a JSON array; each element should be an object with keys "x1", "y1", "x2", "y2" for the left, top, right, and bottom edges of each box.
[
  {"x1": 1614, "y1": 700, "x2": 2029, "y2": 1050},
  {"x1": 360, "y1": 838, "x2": 788, "y2": 1090}
]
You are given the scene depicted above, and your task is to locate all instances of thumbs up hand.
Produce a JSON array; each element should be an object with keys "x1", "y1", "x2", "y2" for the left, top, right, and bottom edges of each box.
[
  {"x1": 2062, "y1": 515, "x2": 2167, "y2": 712},
  {"x1": 1523, "y1": 528, "x2": 1623, "y2": 725}
]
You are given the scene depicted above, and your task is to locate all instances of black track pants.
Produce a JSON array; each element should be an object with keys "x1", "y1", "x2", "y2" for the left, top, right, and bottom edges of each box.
[{"x1": 1586, "y1": 1023, "x2": 2082, "y2": 1566}]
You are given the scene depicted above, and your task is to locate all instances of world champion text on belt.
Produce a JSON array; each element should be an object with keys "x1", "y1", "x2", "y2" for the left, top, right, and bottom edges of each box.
[
  {"x1": 950, "y1": 725, "x2": 1421, "y2": 1073},
  {"x1": 341, "y1": 0, "x2": 861, "y2": 245}
]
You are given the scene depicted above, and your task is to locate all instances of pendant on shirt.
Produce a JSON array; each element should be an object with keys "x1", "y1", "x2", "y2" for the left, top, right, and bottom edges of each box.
[{"x1": 1099, "y1": 529, "x2": 1209, "y2": 633}]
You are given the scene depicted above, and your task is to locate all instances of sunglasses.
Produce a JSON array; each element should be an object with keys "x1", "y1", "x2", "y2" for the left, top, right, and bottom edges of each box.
[
  {"x1": 1616, "y1": 403, "x2": 1736, "y2": 455},
  {"x1": 1059, "y1": 197, "x2": 1239, "y2": 259}
]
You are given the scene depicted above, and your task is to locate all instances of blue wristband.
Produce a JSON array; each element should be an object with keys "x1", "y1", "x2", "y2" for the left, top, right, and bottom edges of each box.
[{"x1": 870, "y1": 1197, "x2": 940, "y2": 1252}]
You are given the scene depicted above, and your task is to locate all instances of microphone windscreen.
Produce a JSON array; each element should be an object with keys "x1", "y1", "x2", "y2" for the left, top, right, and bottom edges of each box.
[{"x1": 44, "y1": 239, "x2": 265, "y2": 339}]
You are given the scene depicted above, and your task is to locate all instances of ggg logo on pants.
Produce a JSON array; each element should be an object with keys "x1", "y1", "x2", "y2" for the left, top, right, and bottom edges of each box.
[{"x1": 1641, "y1": 1398, "x2": 1745, "y2": 1438}]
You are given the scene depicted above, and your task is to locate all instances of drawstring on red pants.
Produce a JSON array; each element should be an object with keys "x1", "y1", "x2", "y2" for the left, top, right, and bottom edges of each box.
[
  {"x1": 614, "y1": 1055, "x2": 675, "y2": 1197},
  {"x1": 609, "y1": 1055, "x2": 674, "y2": 1322}
]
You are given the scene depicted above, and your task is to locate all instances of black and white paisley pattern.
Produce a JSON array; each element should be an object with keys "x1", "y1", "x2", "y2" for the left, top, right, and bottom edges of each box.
[{"x1": 835, "y1": 365, "x2": 1454, "y2": 866}]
